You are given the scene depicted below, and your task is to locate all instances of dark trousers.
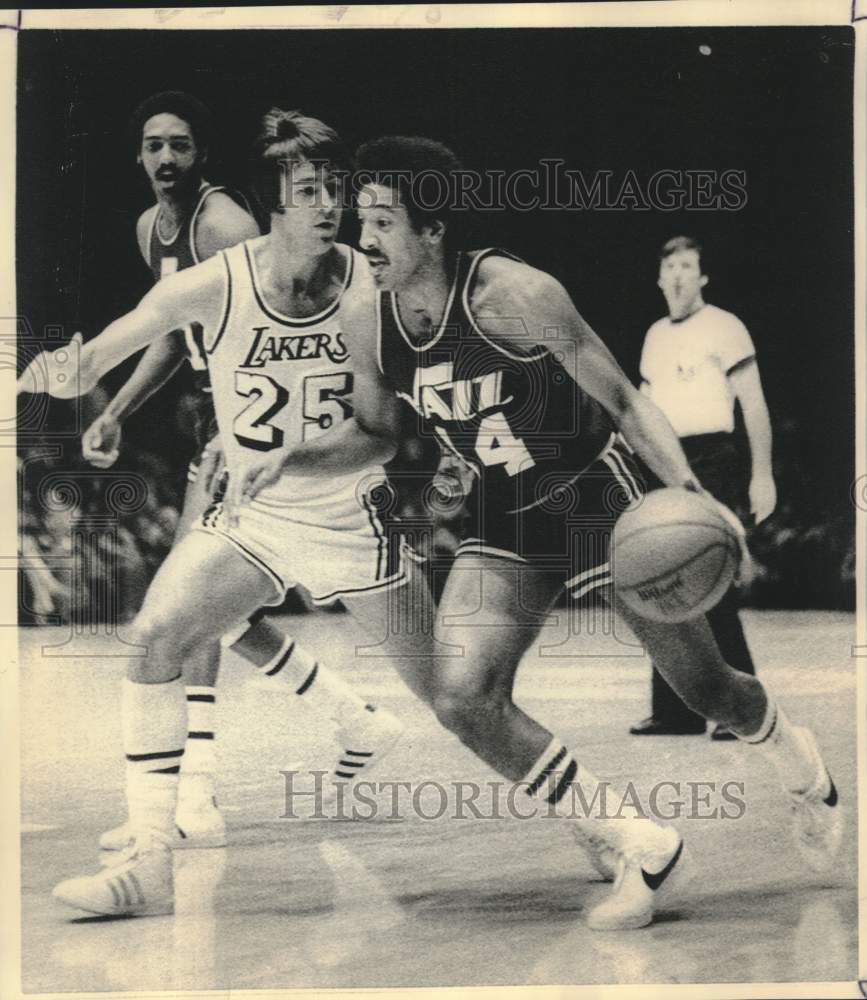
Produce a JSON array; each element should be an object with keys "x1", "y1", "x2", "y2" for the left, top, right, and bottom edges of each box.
[{"x1": 650, "y1": 433, "x2": 757, "y2": 727}]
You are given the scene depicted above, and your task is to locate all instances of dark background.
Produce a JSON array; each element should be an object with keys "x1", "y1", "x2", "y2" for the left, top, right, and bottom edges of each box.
[{"x1": 17, "y1": 26, "x2": 856, "y2": 612}]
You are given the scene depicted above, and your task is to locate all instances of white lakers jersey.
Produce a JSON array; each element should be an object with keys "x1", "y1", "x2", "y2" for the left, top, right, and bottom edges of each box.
[{"x1": 206, "y1": 239, "x2": 382, "y2": 517}]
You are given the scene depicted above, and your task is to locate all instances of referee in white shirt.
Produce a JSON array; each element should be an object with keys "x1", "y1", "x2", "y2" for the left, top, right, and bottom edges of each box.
[{"x1": 630, "y1": 235, "x2": 777, "y2": 739}]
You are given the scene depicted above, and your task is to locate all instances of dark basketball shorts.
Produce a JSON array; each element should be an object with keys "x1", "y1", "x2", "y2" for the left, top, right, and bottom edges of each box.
[{"x1": 455, "y1": 433, "x2": 648, "y2": 603}]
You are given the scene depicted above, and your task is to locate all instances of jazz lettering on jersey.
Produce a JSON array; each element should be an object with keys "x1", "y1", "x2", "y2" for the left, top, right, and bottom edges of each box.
[
  {"x1": 402, "y1": 362, "x2": 534, "y2": 477},
  {"x1": 240, "y1": 327, "x2": 349, "y2": 368}
]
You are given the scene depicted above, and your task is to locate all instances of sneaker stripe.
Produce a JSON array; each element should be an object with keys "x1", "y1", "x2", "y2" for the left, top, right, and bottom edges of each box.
[
  {"x1": 338, "y1": 760, "x2": 367, "y2": 769},
  {"x1": 527, "y1": 747, "x2": 567, "y2": 796},
  {"x1": 295, "y1": 662, "x2": 318, "y2": 696},
  {"x1": 107, "y1": 878, "x2": 121, "y2": 908},
  {"x1": 126, "y1": 871, "x2": 146, "y2": 908},
  {"x1": 188, "y1": 731, "x2": 214, "y2": 740},
  {"x1": 641, "y1": 839, "x2": 684, "y2": 891},
  {"x1": 187, "y1": 693, "x2": 216, "y2": 703},
  {"x1": 545, "y1": 758, "x2": 577, "y2": 805},
  {"x1": 152, "y1": 765, "x2": 181, "y2": 775},
  {"x1": 344, "y1": 750, "x2": 374, "y2": 758},
  {"x1": 265, "y1": 642, "x2": 295, "y2": 677},
  {"x1": 335, "y1": 771, "x2": 355, "y2": 779},
  {"x1": 126, "y1": 749, "x2": 184, "y2": 762}
]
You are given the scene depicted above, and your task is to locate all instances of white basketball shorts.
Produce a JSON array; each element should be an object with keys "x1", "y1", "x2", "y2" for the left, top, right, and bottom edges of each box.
[{"x1": 193, "y1": 482, "x2": 406, "y2": 606}]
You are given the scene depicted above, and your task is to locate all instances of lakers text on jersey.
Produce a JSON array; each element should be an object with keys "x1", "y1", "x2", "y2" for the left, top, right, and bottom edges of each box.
[{"x1": 194, "y1": 240, "x2": 405, "y2": 606}]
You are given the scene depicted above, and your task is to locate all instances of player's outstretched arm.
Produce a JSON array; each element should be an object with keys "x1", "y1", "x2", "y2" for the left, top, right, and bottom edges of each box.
[
  {"x1": 82, "y1": 334, "x2": 186, "y2": 468},
  {"x1": 17, "y1": 257, "x2": 225, "y2": 400},
  {"x1": 472, "y1": 258, "x2": 697, "y2": 491}
]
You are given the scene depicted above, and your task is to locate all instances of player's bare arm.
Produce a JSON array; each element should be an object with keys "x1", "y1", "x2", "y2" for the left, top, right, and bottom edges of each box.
[
  {"x1": 80, "y1": 201, "x2": 249, "y2": 469},
  {"x1": 194, "y1": 192, "x2": 261, "y2": 258},
  {"x1": 102, "y1": 194, "x2": 258, "y2": 421},
  {"x1": 471, "y1": 256, "x2": 697, "y2": 490},
  {"x1": 18, "y1": 256, "x2": 226, "y2": 400},
  {"x1": 729, "y1": 356, "x2": 777, "y2": 523},
  {"x1": 82, "y1": 333, "x2": 187, "y2": 467},
  {"x1": 227, "y1": 290, "x2": 401, "y2": 513}
]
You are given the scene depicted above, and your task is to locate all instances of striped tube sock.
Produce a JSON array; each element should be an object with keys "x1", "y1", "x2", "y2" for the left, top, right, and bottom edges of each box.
[
  {"x1": 258, "y1": 637, "x2": 369, "y2": 719},
  {"x1": 736, "y1": 695, "x2": 817, "y2": 793},
  {"x1": 523, "y1": 738, "x2": 658, "y2": 850},
  {"x1": 122, "y1": 676, "x2": 186, "y2": 837},
  {"x1": 181, "y1": 686, "x2": 217, "y2": 804}
]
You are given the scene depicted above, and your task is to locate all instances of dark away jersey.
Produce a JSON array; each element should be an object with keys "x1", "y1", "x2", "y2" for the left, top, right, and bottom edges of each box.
[
  {"x1": 377, "y1": 248, "x2": 615, "y2": 514},
  {"x1": 146, "y1": 183, "x2": 240, "y2": 390}
]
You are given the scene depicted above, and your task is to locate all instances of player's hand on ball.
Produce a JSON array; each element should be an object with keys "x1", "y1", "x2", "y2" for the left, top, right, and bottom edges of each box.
[
  {"x1": 749, "y1": 473, "x2": 777, "y2": 525},
  {"x1": 706, "y1": 495, "x2": 752, "y2": 585},
  {"x1": 225, "y1": 450, "x2": 285, "y2": 526},
  {"x1": 82, "y1": 413, "x2": 122, "y2": 468}
]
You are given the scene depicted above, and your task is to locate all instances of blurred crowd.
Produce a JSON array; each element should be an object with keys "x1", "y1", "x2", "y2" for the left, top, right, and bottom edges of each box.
[{"x1": 19, "y1": 397, "x2": 854, "y2": 627}]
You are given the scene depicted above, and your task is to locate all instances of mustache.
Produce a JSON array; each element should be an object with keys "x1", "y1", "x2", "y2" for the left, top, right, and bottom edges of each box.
[
  {"x1": 363, "y1": 250, "x2": 389, "y2": 263},
  {"x1": 155, "y1": 168, "x2": 179, "y2": 180}
]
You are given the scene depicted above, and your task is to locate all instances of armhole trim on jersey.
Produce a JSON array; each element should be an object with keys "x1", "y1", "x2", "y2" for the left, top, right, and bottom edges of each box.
[
  {"x1": 375, "y1": 293, "x2": 386, "y2": 376},
  {"x1": 206, "y1": 251, "x2": 233, "y2": 355},
  {"x1": 190, "y1": 184, "x2": 227, "y2": 265},
  {"x1": 462, "y1": 248, "x2": 549, "y2": 364},
  {"x1": 144, "y1": 208, "x2": 158, "y2": 269},
  {"x1": 725, "y1": 353, "x2": 757, "y2": 376},
  {"x1": 344, "y1": 245, "x2": 355, "y2": 291}
]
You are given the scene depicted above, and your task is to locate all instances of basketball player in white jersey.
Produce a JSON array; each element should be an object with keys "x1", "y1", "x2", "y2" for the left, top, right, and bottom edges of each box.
[
  {"x1": 21, "y1": 111, "x2": 425, "y2": 916},
  {"x1": 230, "y1": 134, "x2": 842, "y2": 930},
  {"x1": 79, "y1": 94, "x2": 402, "y2": 854}
]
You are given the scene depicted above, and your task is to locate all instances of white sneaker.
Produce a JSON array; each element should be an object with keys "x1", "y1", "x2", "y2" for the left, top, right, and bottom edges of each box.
[
  {"x1": 54, "y1": 830, "x2": 174, "y2": 917},
  {"x1": 585, "y1": 825, "x2": 685, "y2": 931},
  {"x1": 331, "y1": 704, "x2": 405, "y2": 783},
  {"x1": 789, "y1": 727, "x2": 843, "y2": 873},
  {"x1": 100, "y1": 796, "x2": 226, "y2": 856}
]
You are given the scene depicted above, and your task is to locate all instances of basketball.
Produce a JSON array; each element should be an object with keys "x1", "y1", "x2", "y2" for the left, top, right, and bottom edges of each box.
[{"x1": 612, "y1": 487, "x2": 742, "y2": 623}]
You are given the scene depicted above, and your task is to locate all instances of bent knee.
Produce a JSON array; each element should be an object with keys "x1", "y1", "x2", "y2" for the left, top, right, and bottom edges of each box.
[
  {"x1": 129, "y1": 607, "x2": 195, "y2": 671},
  {"x1": 431, "y1": 686, "x2": 510, "y2": 740}
]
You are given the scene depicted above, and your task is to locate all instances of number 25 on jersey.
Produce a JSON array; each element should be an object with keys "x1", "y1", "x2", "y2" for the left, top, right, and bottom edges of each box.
[{"x1": 233, "y1": 370, "x2": 354, "y2": 451}]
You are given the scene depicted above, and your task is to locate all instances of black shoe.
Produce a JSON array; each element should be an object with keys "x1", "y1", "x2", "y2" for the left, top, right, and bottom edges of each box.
[
  {"x1": 629, "y1": 716, "x2": 706, "y2": 736},
  {"x1": 709, "y1": 723, "x2": 739, "y2": 741}
]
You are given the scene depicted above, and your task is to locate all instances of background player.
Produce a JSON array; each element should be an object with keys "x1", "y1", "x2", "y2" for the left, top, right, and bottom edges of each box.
[
  {"x1": 21, "y1": 110, "x2": 429, "y2": 918},
  {"x1": 76, "y1": 95, "x2": 403, "y2": 853},
  {"x1": 231, "y1": 134, "x2": 841, "y2": 930},
  {"x1": 630, "y1": 235, "x2": 776, "y2": 739}
]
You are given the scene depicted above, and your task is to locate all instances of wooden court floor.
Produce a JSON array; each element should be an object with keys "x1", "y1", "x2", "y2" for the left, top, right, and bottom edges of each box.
[{"x1": 18, "y1": 609, "x2": 859, "y2": 992}]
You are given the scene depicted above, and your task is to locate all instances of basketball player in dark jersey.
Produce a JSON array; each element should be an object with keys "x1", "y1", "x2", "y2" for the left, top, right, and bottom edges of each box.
[
  {"x1": 80, "y1": 93, "x2": 403, "y2": 854},
  {"x1": 231, "y1": 135, "x2": 841, "y2": 930}
]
